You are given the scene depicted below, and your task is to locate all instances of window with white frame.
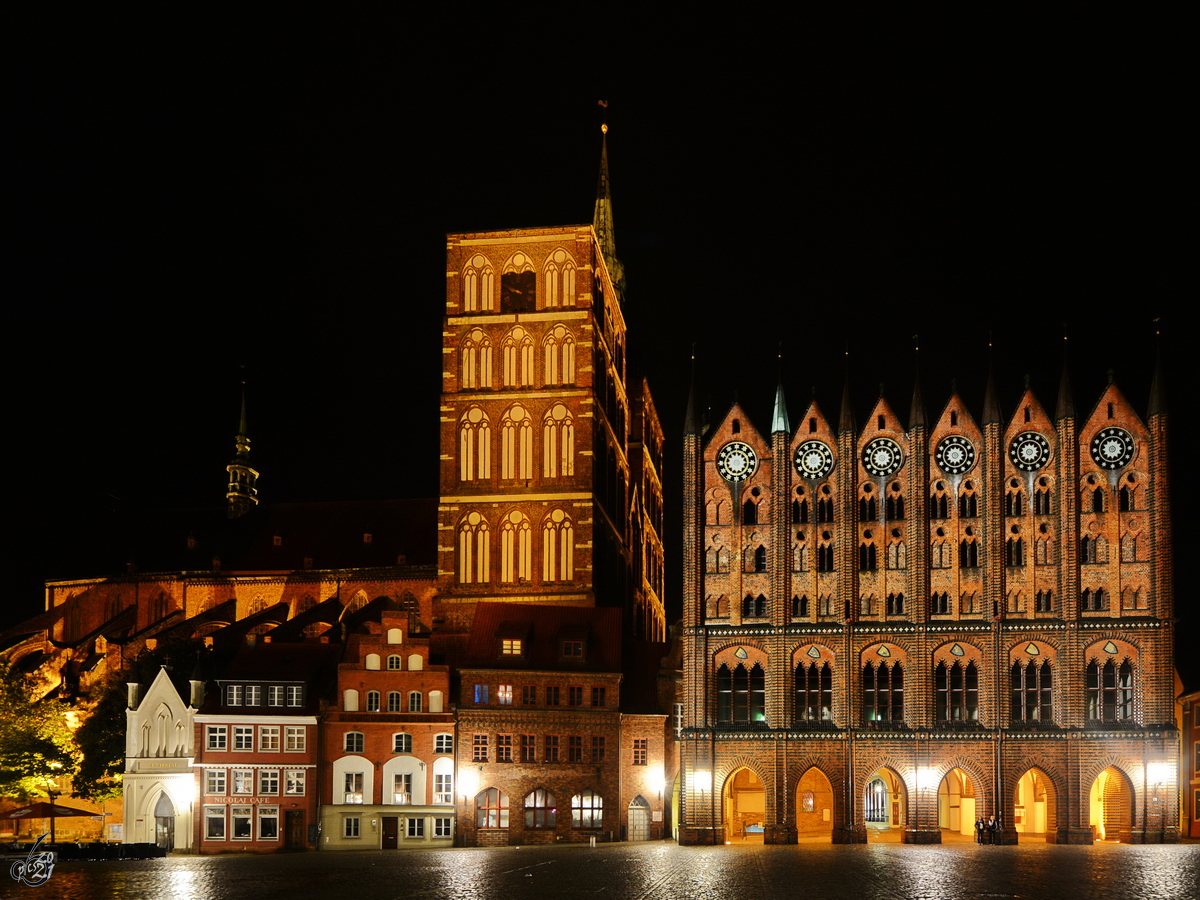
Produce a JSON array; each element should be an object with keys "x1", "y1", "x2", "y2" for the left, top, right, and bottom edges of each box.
[
  {"x1": 260, "y1": 725, "x2": 279, "y2": 751},
  {"x1": 388, "y1": 691, "x2": 402, "y2": 712},
  {"x1": 205, "y1": 806, "x2": 226, "y2": 840},
  {"x1": 498, "y1": 684, "x2": 513, "y2": 705},
  {"x1": 268, "y1": 686, "x2": 285, "y2": 707},
  {"x1": 206, "y1": 769, "x2": 226, "y2": 795},
  {"x1": 343, "y1": 816, "x2": 360, "y2": 838},
  {"x1": 407, "y1": 817, "x2": 424, "y2": 838},
  {"x1": 245, "y1": 685, "x2": 262, "y2": 706},
  {"x1": 409, "y1": 692, "x2": 423, "y2": 712},
  {"x1": 232, "y1": 769, "x2": 254, "y2": 795},
  {"x1": 285, "y1": 770, "x2": 306, "y2": 795},
  {"x1": 434, "y1": 734, "x2": 453, "y2": 755},
  {"x1": 206, "y1": 725, "x2": 227, "y2": 751},
  {"x1": 394, "y1": 773, "x2": 412, "y2": 804},
  {"x1": 285, "y1": 726, "x2": 305, "y2": 752},
  {"x1": 366, "y1": 691, "x2": 380, "y2": 712},
  {"x1": 259, "y1": 769, "x2": 279, "y2": 795},
  {"x1": 226, "y1": 685, "x2": 243, "y2": 707},
  {"x1": 387, "y1": 654, "x2": 402, "y2": 670},
  {"x1": 434, "y1": 816, "x2": 453, "y2": 838},
  {"x1": 434, "y1": 773, "x2": 453, "y2": 804},
  {"x1": 233, "y1": 726, "x2": 254, "y2": 751},
  {"x1": 258, "y1": 806, "x2": 279, "y2": 841},
  {"x1": 393, "y1": 733, "x2": 412, "y2": 753},
  {"x1": 286, "y1": 686, "x2": 302, "y2": 707},
  {"x1": 231, "y1": 806, "x2": 252, "y2": 840},
  {"x1": 345, "y1": 732, "x2": 365, "y2": 753},
  {"x1": 344, "y1": 772, "x2": 364, "y2": 804}
]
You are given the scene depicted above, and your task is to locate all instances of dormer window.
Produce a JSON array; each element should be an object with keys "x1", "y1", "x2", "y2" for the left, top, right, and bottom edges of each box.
[
  {"x1": 501, "y1": 638, "x2": 523, "y2": 656},
  {"x1": 562, "y1": 640, "x2": 584, "y2": 659}
]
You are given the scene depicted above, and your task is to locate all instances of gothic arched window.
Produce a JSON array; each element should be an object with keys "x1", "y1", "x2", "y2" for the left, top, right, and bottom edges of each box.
[
  {"x1": 1011, "y1": 660, "x2": 1053, "y2": 723},
  {"x1": 459, "y1": 406, "x2": 491, "y2": 482},
  {"x1": 541, "y1": 510, "x2": 574, "y2": 582},
  {"x1": 542, "y1": 324, "x2": 577, "y2": 385},
  {"x1": 457, "y1": 512, "x2": 490, "y2": 584},
  {"x1": 542, "y1": 249, "x2": 576, "y2": 309},
  {"x1": 1086, "y1": 658, "x2": 1133, "y2": 722},
  {"x1": 502, "y1": 327, "x2": 535, "y2": 387},
  {"x1": 935, "y1": 660, "x2": 978, "y2": 722},
  {"x1": 500, "y1": 511, "x2": 532, "y2": 583},
  {"x1": 460, "y1": 328, "x2": 493, "y2": 389},
  {"x1": 462, "y1": 254, "x2": 495, "y2": 313},
  {"x1": 716, "y1": 662, "x2": 766, "y2": 723},
  {"x1": 500, "y1": 405, "x2": 533, "y2": 480},
  {"x1": 542, "y1": 404, "x2": 574, "y2": 478},
  {"x1": 862, "y1": 661, "x2": 904, "y2": 724},
  {"x1": 795, "y1": 660, "x2": 833, "y2": 723}
]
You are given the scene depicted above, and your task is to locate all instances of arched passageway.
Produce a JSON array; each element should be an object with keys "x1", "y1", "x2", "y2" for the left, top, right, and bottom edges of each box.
[
  {"x1": 935, "y1": 767, "x2": 976, "y2": 837},
  {"x1": 1090, "y1": 767, "x2": 1134, "y2": 841},
  {"x1": 723, "y1": 767, "x2": 765, "y2": 843},
  {"x1": 795, "y1": 767, "x2": 833, "y2": 841},
  {"x1": 1013, "y1": 768, "x2": 1057, "y2": 840},
  {"x1": 863, "y1": 768, "x2": 906, "y2": 836}
]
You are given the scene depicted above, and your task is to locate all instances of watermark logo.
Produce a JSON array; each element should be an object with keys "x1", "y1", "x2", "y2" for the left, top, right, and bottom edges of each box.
[{"x1": 9, "y1": 833, "x2": 55, "y2": 887}]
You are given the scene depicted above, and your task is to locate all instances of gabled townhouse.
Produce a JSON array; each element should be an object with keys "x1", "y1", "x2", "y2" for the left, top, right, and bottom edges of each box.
[
  {"x1": 192, "y1": 643, "x2": 337, "y2": 852},
  {"x1": 320, "y1": 600, "x2": 456, "y2": 849}
]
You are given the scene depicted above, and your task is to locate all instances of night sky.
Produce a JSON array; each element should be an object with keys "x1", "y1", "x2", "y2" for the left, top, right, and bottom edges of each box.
[{"x1": 10, "y1": 17, "x2": 1191, "y2": 677}]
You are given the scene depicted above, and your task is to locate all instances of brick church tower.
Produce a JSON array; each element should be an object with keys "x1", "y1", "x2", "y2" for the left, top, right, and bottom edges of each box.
[
  {"x1": 434, "y1": 132, "x2": 666, "y2": 652},
  {"x1": 679, "y1": 351, "x2": 1176, "y2": 846}
]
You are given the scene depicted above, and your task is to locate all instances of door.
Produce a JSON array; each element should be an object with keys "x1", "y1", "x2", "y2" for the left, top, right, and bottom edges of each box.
[
  {"x1": 155, "y1": 816, "x2": 174, "y2": 850},
  {"x1": 382, "y1": 816, "x2": 399, "y2": 849},
  {"x1": 285, "y1": 811, "x2": 306, "y2": 849},
  {"x1": 628, "y1": 796, "x2": 650, "y2": 841}
]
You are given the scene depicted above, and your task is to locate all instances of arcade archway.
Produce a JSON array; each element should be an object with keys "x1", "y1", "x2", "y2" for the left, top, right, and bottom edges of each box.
[
  {"x1": 863, "y1": 768, "x2": 906, "y2": 836},
  {"x1": 795, "y1": 767, "x2": 833, "y2": 841},
  {"x1": 935, "y1": 767, "x2": 977, "y2": 837},
  {"x1": 1090, "y1": 766, "x2": 1134, "y2": 841},
  {"x1": 723, "y1": 767, "x2": 765, "y2": 843},
  {"x1": 1013, "y1": 768, "x2": 1057, "y2": 839}
]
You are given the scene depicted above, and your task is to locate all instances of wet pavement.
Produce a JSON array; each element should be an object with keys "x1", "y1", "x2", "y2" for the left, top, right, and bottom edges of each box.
[{"x1": 9, "y1": 839, "x2": 1198, "y2": 900}]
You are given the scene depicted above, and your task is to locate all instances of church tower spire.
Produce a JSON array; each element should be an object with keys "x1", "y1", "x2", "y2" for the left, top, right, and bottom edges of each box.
[
  {"x1": 226, "y1": 381, "x2": 259, "y2": 518},
  {"x1": 592, "y1": 113, "x2": 625, "y2": 304}
]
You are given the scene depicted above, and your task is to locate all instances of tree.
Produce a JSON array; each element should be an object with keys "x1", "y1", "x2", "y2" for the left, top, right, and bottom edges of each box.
[{"x1": 0, "y1": 660, "x2": 78, "y2": 798}]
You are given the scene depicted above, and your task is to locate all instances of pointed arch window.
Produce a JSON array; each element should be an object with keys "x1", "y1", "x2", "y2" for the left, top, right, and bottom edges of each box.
[
  {"x1": 542, "y1": 404, "x2": 575, "y2": 478},
  {"x1": 1011, "y1": 660, "x2": 1053, "y2": 723},
  {"x1": 1034, "y1": 487, "x2": 1053, "y2": 515},
  {"x1": 542, "y1": 324, "x2": 577, "y2": 386},
  {"x1": 959, "y1": 538, "x2": 979, "y2": 568},
  {"x1": 541, "y1": 509, "x2": 574, "y2": 582},
  {"x1": 862, "y1": 661, "x2": 903, "y2": 724},
  {"x1": 931, "y1": 592, "x2": 950, "y2": 615},
  {"x1": 500, "y1": 511, "x2": 532, "y2": 583},
  {"x1": 716, "y1": 662, "x2": 766, "y2": 724},
  {"x1": 500, "y1": 405, "x2": 533, "y2": 480},
  {"x1": 542, "y1": 249, "x2": 576, "y2": 309},
  {"x1": 1005, "y1": 491, "x2": 1025, "y2": 517},
  {"x1": 457, "y1": 512, "x2": 490, "y2": 584},
  {"x1": 502, "y1": 327, "x2": 535, "y2": 387},
  {"x1": 460, "y1": 328, "x2": 493, "y2": 389},
  {"x1": 1006, "y1": 537, "x2": 1025, "y2": 566},
  {"x1": 885, "y1": 493, "x2": 905, "y2": 520},
  {"x1": 886, "y1": 593, "x2": 905, "y2": 616},
  {"x1": 741, "y1": 594, "x2": 767, "y2": 617},
  {"x1": 816, "y1": 496, "x2": 834, "y2": 523},
  {"x1": 1035, "y1": 537, "x2": 1055, "y2": 565},
  {"x1": 1086, "y1": 659, "x2": 1133, "y2": 722},
  {"x1": 931, "y1": 539, "x2": 950, "y2": 569},
  {"x1": 742, "y1": 499, "x2": 758, "y2": 525},
  {"x1": 816, "y1": 540, "x2": 834, "y2": 573},
  {"x1": 1035, "y1": 589, "x2": 1054, "y2": 612},
  {"x1": 859, "y1": 542, "x2": 877, "y2": 572},
  {"x1": 886, "y1": 542, "x2": 906, "y2": 569},
  {"x1": 476, "y1": 788, "x2": 509, "y2": 828},
  {"x1": 462, "y1": 254, "x2": 495, "y2": 313},
  {"x1": 792, "y1": 496, "x2": 809, "y2": 524},
  {"x1": 524, "y1": 788, "x2": 558, "y2": 828},
  {"x1": 935, "y1": 660, "x2": 978, "y2": 722},
  {"x1": 958, "y1": 487, "x2": 979, "y2": 518},
  {"x1": 859, "y1": 495, "x2": 878, "y2": 521},
  {"x1": 459, "y1": 407, "x2": 491, "y2": 482},
  {"x1": 930, "y1": 488, "x2": 949, "y2": 519},
  {"x1": 794, "y1": 660, "x2": 833, "y2": 723},
  {"x1": 793, "y1": 534, "x2": 808, "y2": 572}
]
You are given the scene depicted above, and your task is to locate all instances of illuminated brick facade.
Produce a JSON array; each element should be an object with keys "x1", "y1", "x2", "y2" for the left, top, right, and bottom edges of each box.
[{"x1": 679, "y1": 365, "x2": 1177, "y2": 845}]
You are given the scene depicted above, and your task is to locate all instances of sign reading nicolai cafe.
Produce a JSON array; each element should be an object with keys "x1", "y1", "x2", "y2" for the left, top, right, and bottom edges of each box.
[{"x1": 206, "y1": 796, "x2": 275, "y2": 805}]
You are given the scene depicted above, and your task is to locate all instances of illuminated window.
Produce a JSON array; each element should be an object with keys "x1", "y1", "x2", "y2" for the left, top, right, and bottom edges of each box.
[
  {"x1": 344, "y1": 772, "x2": 364, "y2": 804},
  {"x1": 542, "y1": 324, "x2": 577, "y2": 384},
  {"x1": 435, "y1": 773, "x2": 453, "y2": 804},
  {"x1": 498, "y1": 684, "x2": 513, "y2": 705},
  {"x1": 232, "y1": 769, "x2": 253, "y2": 795},
  {"x1": 571, "y1": 790, "x2": 603, "y2": 829},
  {"x1": 476, "y1": 788, "x2": 508, "y2": 828},
  {"x1": 524, "y1": 788, "x2": 557, "y2": 828},
  {"x1": 285, "y1": 771, "x2": 305, "y2": 795},
  {"x1": 285, "y1": 727, "x2": 305, "y2": 752},
  {"x1": 501, "y1": 638, "x2": 523, "y2": 655},
  {"x1": 206, "y1": 769, "x2": 226, "y2": 795}
]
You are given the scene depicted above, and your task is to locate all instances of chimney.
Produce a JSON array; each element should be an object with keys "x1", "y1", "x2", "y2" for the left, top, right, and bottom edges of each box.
[
  {"x1": 190, "y1": 680, "x2": 205, "y2": 707},
  {"x1": 127, "y1": 683, "x2": 140, "y2": 709}
]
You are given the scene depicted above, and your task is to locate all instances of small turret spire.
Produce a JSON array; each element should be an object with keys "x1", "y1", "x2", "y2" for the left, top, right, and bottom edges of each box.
[
  {"x1": 593, "y1": 109, "x2": 625, "y2": 303},
  {"x1": 1055, "y1": 331, "x2": 1075, "y2": 422},
  {"x1": 772, "y1": 345, "x2": 790, "y2": 435},
  {"x1": 982, "y1": 337, "x2": 1001, "y2": 425},
  {"x1": 909, "y1": 336, "x2": 925, "y2": 429}
]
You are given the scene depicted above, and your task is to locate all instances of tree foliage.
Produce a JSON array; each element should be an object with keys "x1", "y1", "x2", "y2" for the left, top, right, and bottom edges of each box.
[{"x1": 0, "y1": 659, "x2": 78, "y2": 799}]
